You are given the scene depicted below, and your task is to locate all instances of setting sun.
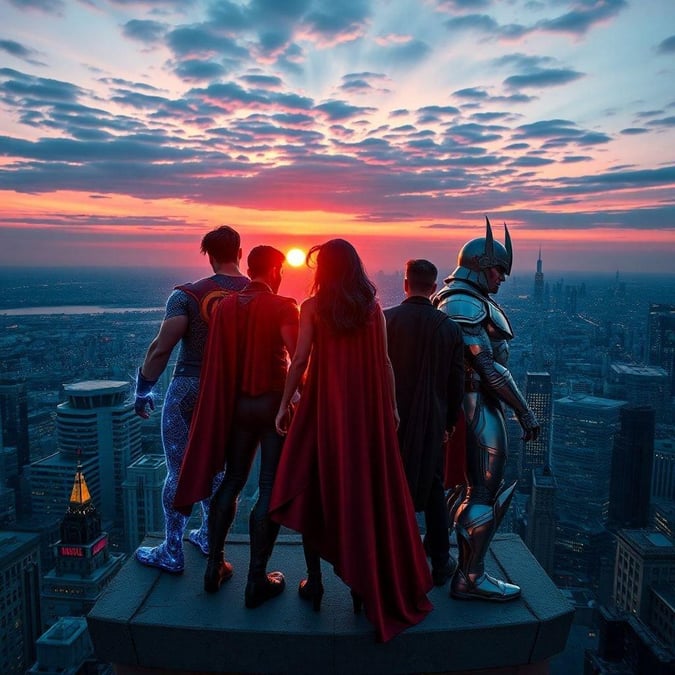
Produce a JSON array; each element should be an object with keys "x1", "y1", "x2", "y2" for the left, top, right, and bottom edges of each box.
[{"x1": 286, "y1": 248, "x2": 306, "y2": 267}]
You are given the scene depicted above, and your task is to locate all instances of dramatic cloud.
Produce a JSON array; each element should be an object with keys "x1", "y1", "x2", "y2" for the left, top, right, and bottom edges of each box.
[
  {"x1": 0, "y1": 39, "x2": 45, "y2": 66},
  {"x1": 1, "y1": 0, "x2": 673, "y2": 273}
]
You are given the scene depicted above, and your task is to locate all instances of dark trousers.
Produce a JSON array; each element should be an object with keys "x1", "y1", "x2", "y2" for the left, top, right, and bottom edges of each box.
[
  {"x1": 209, "y1": 392, "x2": 284, "y2": 579},
  {"x1": 423, "y1": 459, "x2": 451, "y2": 570}
]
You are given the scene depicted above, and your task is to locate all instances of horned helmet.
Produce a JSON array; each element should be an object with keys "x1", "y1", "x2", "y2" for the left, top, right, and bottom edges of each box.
[{"x1": 449, "y1": 216, "x2": 513, "y2": 293}]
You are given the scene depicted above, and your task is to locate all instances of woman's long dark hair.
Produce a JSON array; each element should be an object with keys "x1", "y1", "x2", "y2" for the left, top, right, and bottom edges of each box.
[{"x1": 307, "y1": 239, "x2": 376, "y2": 332}]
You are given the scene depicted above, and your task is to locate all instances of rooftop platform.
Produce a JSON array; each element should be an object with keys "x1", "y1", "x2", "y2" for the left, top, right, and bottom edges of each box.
[{"x1": 87, "y1": 533, "x2": 573, "y2": 675}]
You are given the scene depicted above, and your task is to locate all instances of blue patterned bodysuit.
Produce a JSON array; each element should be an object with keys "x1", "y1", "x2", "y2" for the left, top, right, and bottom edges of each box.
[{"x1": 144, "y1": 274, "x2": 248, "y2": 565}]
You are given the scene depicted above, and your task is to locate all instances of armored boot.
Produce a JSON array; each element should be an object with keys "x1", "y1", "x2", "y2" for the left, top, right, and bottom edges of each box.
[
  {"x1": 450, "y1": 482, "x2": 520, "y2": 602},
  {"x1": 244, "y1": 513, "x2": 285, "y2": 608}
]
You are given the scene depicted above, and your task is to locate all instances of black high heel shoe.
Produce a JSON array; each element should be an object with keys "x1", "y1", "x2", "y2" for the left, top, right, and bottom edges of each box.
[
  {"x1": 350, "y1": 590, "x2": 363, "y2": 614},
  {"x1": 298, "y1": 576, "x2": 324, "y2": 612}
]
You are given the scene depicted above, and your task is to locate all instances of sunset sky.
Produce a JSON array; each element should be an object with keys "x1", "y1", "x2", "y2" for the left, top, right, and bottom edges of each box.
[{"x1": 1, "y1": 0, "x2": 674, "y2": 277}]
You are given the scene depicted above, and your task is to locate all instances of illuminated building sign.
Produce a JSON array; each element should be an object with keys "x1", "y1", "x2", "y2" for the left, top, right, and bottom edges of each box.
[
  {"x1": 59, "y1": 546, "x2": 84, "y2": 557},
  {"x1": 92, "y1": 537, "x2": 108, "y2": 556}
]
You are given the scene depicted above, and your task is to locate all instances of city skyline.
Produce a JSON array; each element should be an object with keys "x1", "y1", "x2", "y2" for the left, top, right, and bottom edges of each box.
[{"x1": 0, "y1": 0, "x2": 674, "y2": 275}]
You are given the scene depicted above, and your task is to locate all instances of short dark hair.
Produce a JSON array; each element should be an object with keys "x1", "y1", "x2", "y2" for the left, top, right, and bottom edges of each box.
[
  {"x1": 247, "y1": 245, "x2": 286, "y2": 278},
  {"x1": 405, "y1": 259, "x2": 437, "y2": 293},
  {"x1": 200, "y1": 225, "x2": 240, "y2": 263}
]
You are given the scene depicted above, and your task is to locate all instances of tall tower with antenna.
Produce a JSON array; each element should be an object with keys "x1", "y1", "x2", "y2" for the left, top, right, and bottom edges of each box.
[{"x1": 534, "y1": 247, "x2": 544, "y2": 306}]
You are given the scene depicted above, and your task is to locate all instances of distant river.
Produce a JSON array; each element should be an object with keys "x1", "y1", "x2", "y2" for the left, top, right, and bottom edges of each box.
[{"x1": 0, "y1": 305, "x2": 165, "y2": 316}]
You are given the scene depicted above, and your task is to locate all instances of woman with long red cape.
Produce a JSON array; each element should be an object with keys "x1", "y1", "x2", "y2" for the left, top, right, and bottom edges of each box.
[{"x1": 269, "y1": 239, "x2": 433, "y2": 643}]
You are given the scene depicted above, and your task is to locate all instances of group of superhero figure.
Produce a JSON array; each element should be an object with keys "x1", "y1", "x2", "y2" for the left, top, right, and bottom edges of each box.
[{"x1": 133, "y1": 217, "x2": 540, "y2": 615}]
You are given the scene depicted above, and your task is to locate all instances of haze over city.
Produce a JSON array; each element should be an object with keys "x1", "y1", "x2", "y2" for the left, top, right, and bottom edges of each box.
[{"x1": 0, "y1": 0, "x2": 674, "y2": 276}]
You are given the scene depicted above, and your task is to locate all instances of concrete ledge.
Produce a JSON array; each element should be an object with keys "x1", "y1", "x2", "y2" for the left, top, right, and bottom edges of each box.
[{"x1": 87, "y1": 533, "x2": 573, "y2": 674}]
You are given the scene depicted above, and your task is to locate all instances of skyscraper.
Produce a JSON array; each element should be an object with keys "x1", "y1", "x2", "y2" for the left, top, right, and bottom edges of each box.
[
  {"x1": 552, "y1": 394, "x2": 626, "y2": 527},
  {"x1": 614, "y1": 530, "x2": 675, "y2": 623},
  {"x1": 0, "y1": 379, "x2": 30, "y2": 514},
  {"x1": 652, "y1": 438, "x2": 675, "y2": 503},
  {"x1": 519, "y1": 371, "x2": 552, "y2": 490},
  {"x1": 122, "y1": 453, "x2": 166, "y2": 553},
  {"x1": 605, "y1": 363, "x2": 670, "y2": 423},
  {"x1": 647, "y1": 303, "x2": 675, "y2": 395},
  {"x1": 525, "y1": 464, "x2": 557, "y2": 575},
  {"x1": 608, "y1": 405, "x2": 655, "y2": 530},
  {"x1": 533, "y1": 247, "x2": 544, "y2": 306},
  {"x1": 551, "y1": 394, "x2": 625, "y2": 585},
  {"x1": 0, "y1": 530, "x2": 42, "y2": 674},
  {"x1": 28, "y1": 380, "x2": 142, "y2": 528},
  {"x1": 41, "y1": 465, "x2": 124, "y2": 627}
]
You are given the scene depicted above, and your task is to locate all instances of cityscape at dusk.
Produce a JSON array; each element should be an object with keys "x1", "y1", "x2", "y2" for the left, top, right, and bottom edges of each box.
[
  {"x1": 0, "y1": 0, "x2": 674, "y2": 274},
  {"x1": 1, "y1": 0, "x2": 675, "y2": 673}
]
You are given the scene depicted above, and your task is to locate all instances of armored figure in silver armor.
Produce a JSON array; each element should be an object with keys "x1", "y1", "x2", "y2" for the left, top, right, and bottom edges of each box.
[{"x1": 434, "y1": 217, "x2": 540, "y2": 601}]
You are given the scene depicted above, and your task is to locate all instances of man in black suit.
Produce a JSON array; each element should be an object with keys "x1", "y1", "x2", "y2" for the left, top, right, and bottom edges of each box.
[{"x1": 385, "y1": 259, "x2": 464, "y2": 586}]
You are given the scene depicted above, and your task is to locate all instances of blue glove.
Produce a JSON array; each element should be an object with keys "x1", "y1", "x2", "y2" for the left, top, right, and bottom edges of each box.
[{"x1": 135, "y1": 368, "x2": 158, "y2": 418}]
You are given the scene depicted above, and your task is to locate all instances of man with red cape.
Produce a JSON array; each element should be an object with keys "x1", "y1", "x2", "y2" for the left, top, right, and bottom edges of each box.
[{"x1": 174, "y1": 246, "x2": 299, "y2": 609}]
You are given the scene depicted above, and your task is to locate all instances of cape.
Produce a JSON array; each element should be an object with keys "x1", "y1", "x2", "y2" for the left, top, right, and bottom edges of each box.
[
  {"x1": 384, "y1": 297, "x2": 464, "y2": 511},
  {"x1": 173, "y1": 288, "x2": 297, "y2": 515},
  {"x1": 269, "y1": 305, "x2": 433, "y2": 643}
]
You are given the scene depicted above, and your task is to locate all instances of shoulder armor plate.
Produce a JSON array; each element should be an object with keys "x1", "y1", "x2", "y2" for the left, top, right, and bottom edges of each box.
[{"x1": 436, "y1": 291, "x2": 487, "y2": 325}]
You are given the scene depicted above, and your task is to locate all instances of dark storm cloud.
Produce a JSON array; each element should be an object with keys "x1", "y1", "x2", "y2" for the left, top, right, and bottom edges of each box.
[
  {"x1": 122, "y1": 20, "x2": 167, "y2": 44},
  {"x1": 620, "y1": 127, "x2": 648, "y2": 135},
  {"x1": 656, "y1": 35, "x2": 675, "y2": 54},
  {"x1": 0, "y1": 39, "x2": 45, "y2": 66}
]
